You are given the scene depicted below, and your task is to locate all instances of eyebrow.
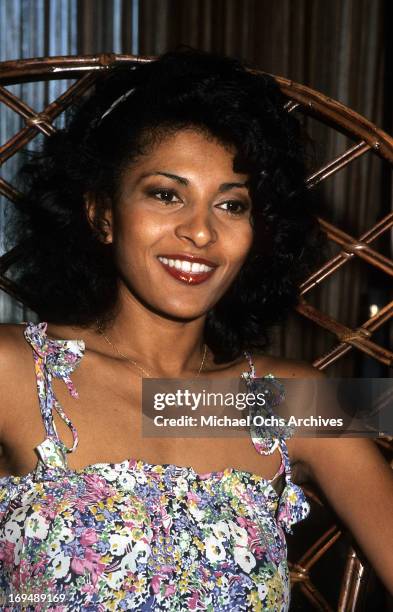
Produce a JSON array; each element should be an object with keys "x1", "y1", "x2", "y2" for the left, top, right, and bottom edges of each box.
[{"x1": 138, "y1": 171, "x2": 249, "y2": 192}]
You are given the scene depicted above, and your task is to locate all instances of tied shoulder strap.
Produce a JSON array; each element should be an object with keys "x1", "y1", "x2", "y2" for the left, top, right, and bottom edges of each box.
[
  {"x1": 242, "y1": 351, "x2": 311, "y2": 533},
  {"x1": 241, "y1": 350, "x2": 287, "y2": 454},
  {"x1": 23, "y1": 321, "x2": 85, "y2": 475}
]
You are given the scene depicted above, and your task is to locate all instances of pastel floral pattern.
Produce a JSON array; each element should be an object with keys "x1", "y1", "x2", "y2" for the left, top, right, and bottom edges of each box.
[{"x1": 0, "y1": 322, "x2": 310, "y2": 611}]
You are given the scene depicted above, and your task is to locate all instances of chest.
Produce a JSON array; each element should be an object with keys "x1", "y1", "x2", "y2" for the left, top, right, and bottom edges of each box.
[{"x1": 2, "y1": 353, "x2": 294, "y2": 490}]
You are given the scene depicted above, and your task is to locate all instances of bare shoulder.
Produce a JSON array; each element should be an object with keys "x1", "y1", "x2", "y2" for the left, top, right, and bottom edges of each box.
[
  {"x1": 0, "y1": 322, "x2": 30, "y2": 366},
  {"x1": 253, "y1": 353, "x2": 326, "y2": 379},
  {"x1": 0, "y1": 323, "x2": 33, "y2": 437}
]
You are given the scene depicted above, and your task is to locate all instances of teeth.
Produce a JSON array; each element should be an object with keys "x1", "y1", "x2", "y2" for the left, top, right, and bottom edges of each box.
[{"x1": 158, "y1": 257, "x2": 214, "y2": 274}]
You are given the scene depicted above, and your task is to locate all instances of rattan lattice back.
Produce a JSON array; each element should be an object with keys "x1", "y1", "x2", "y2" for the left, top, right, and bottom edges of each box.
[{"x1": 0, "y1": 54, "x2": 392, "y2": 611}]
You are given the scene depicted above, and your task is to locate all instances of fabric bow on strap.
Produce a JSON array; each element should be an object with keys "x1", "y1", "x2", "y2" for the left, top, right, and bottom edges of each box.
[{"x1": 24, "y1": 321, "x2": 85, "y2": 398}]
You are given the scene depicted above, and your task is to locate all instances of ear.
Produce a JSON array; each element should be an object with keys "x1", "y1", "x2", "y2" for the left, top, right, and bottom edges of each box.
[{"x1": 84, "y1": 193, "x2": 113, "y2": 244}]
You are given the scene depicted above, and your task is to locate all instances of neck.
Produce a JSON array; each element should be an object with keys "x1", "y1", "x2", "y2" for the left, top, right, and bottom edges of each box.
[{"x1": 93, "y1": 284, "x2": 210, "y2": 377}]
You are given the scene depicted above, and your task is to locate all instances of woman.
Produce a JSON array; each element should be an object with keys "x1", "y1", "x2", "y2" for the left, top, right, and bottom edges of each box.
[{"x1": 0, "y1": 48, "x2": 392, "y2": 610}]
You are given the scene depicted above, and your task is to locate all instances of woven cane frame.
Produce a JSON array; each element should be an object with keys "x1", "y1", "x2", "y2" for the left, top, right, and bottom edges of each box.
[{"x1": 0, "y1": 54, "x2": 392, "y2": 610}]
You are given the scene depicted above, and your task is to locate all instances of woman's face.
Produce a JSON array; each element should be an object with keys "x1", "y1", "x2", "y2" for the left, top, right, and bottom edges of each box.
[{"x1": 97, "y1": 128, "x2": 253, "y2": 320}]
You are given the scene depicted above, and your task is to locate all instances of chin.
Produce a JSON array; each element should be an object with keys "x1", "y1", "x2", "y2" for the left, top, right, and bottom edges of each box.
[
  {"x1": 123, "y1": 281, "x2": 215, "y2": 320},
  {"x1": 159, "y1": 305, "x2": 208, "y2": 322},
  {"x1": 145, "y1": 296, "x2": 208, "y2": 320}
]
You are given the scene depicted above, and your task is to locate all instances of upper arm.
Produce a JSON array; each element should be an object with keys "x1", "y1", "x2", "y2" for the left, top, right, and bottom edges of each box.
[
  {"x1": 298, "y1": 436, "x2": 393, "y2": 595},
  {"x1": 255, "y1": 355, "x2": 393, "y2": 593},
  {"x1": 282, "y1": 361, "x2": 393, "y2": 593}
]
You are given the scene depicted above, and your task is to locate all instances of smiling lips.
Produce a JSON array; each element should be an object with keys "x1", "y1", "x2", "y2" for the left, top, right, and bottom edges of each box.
[{"x1": 157, "y1": 254, "x2": 218, "y2": 285}]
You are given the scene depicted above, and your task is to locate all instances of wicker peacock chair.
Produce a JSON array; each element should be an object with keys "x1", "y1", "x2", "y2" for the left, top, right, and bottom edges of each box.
[{"x1": 1, "y1": 54, "x2": 392, "y2": 611}]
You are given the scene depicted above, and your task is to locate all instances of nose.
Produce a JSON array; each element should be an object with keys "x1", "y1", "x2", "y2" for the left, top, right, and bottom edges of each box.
[{"x1": 174, "y1": 207, "x2": 218, "y2": 248}]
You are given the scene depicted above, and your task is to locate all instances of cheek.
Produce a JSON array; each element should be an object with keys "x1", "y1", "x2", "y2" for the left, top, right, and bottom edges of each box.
[
  {"x1": 226, "y1": 224, "x2": 254, "y2": 266},
  {"x1": 113, "y1": 211, "x2": 164, "y2": 258}
]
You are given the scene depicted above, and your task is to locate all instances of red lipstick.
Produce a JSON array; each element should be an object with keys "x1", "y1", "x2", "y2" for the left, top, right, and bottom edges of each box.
[{"x1": 157, "y1": 254, "x2": 218, "y2": 286}]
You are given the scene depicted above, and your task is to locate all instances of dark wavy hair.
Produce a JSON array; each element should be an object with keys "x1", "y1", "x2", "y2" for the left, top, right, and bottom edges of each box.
[{"x1": 5, "y1": 47, "x2": 327, "y2": 363}]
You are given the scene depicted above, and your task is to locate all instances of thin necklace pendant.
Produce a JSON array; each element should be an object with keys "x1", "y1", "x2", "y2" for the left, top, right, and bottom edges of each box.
[
  {"x1": 197, "y1": 343, "x2": 207, "y2": 377},
  {"x1": 96, "y1": 320, "x2": 207, "y2": 378}
]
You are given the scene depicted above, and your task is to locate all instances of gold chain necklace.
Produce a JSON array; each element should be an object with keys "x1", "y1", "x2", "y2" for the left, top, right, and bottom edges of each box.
[{"x1": 96, "y1": 320, "x2": 207, "y2": 378}]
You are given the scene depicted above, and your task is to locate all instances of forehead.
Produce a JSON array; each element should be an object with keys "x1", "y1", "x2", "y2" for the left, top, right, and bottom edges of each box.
[{"x1": 128, "y1": 128, "x2": 245, "y2": 179}]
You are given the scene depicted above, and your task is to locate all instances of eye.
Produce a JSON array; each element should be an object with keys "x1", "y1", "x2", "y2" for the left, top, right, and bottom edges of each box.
[
  {"x1": 216, "y1": 200, "x2": 249, "y2": 216},
  {"x1": 147, "y1": 188, "x2": 181, "y2": 204}
]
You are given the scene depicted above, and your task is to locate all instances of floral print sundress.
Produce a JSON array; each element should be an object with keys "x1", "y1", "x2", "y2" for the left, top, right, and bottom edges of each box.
[{"x1": 0, "y1": 322, "x2": 310, "y2": 611}]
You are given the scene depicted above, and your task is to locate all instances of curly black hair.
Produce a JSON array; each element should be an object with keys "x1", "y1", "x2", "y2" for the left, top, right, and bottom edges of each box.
[{"x1": 4, "y1": 47, "x2": 327, "y2": 363}]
